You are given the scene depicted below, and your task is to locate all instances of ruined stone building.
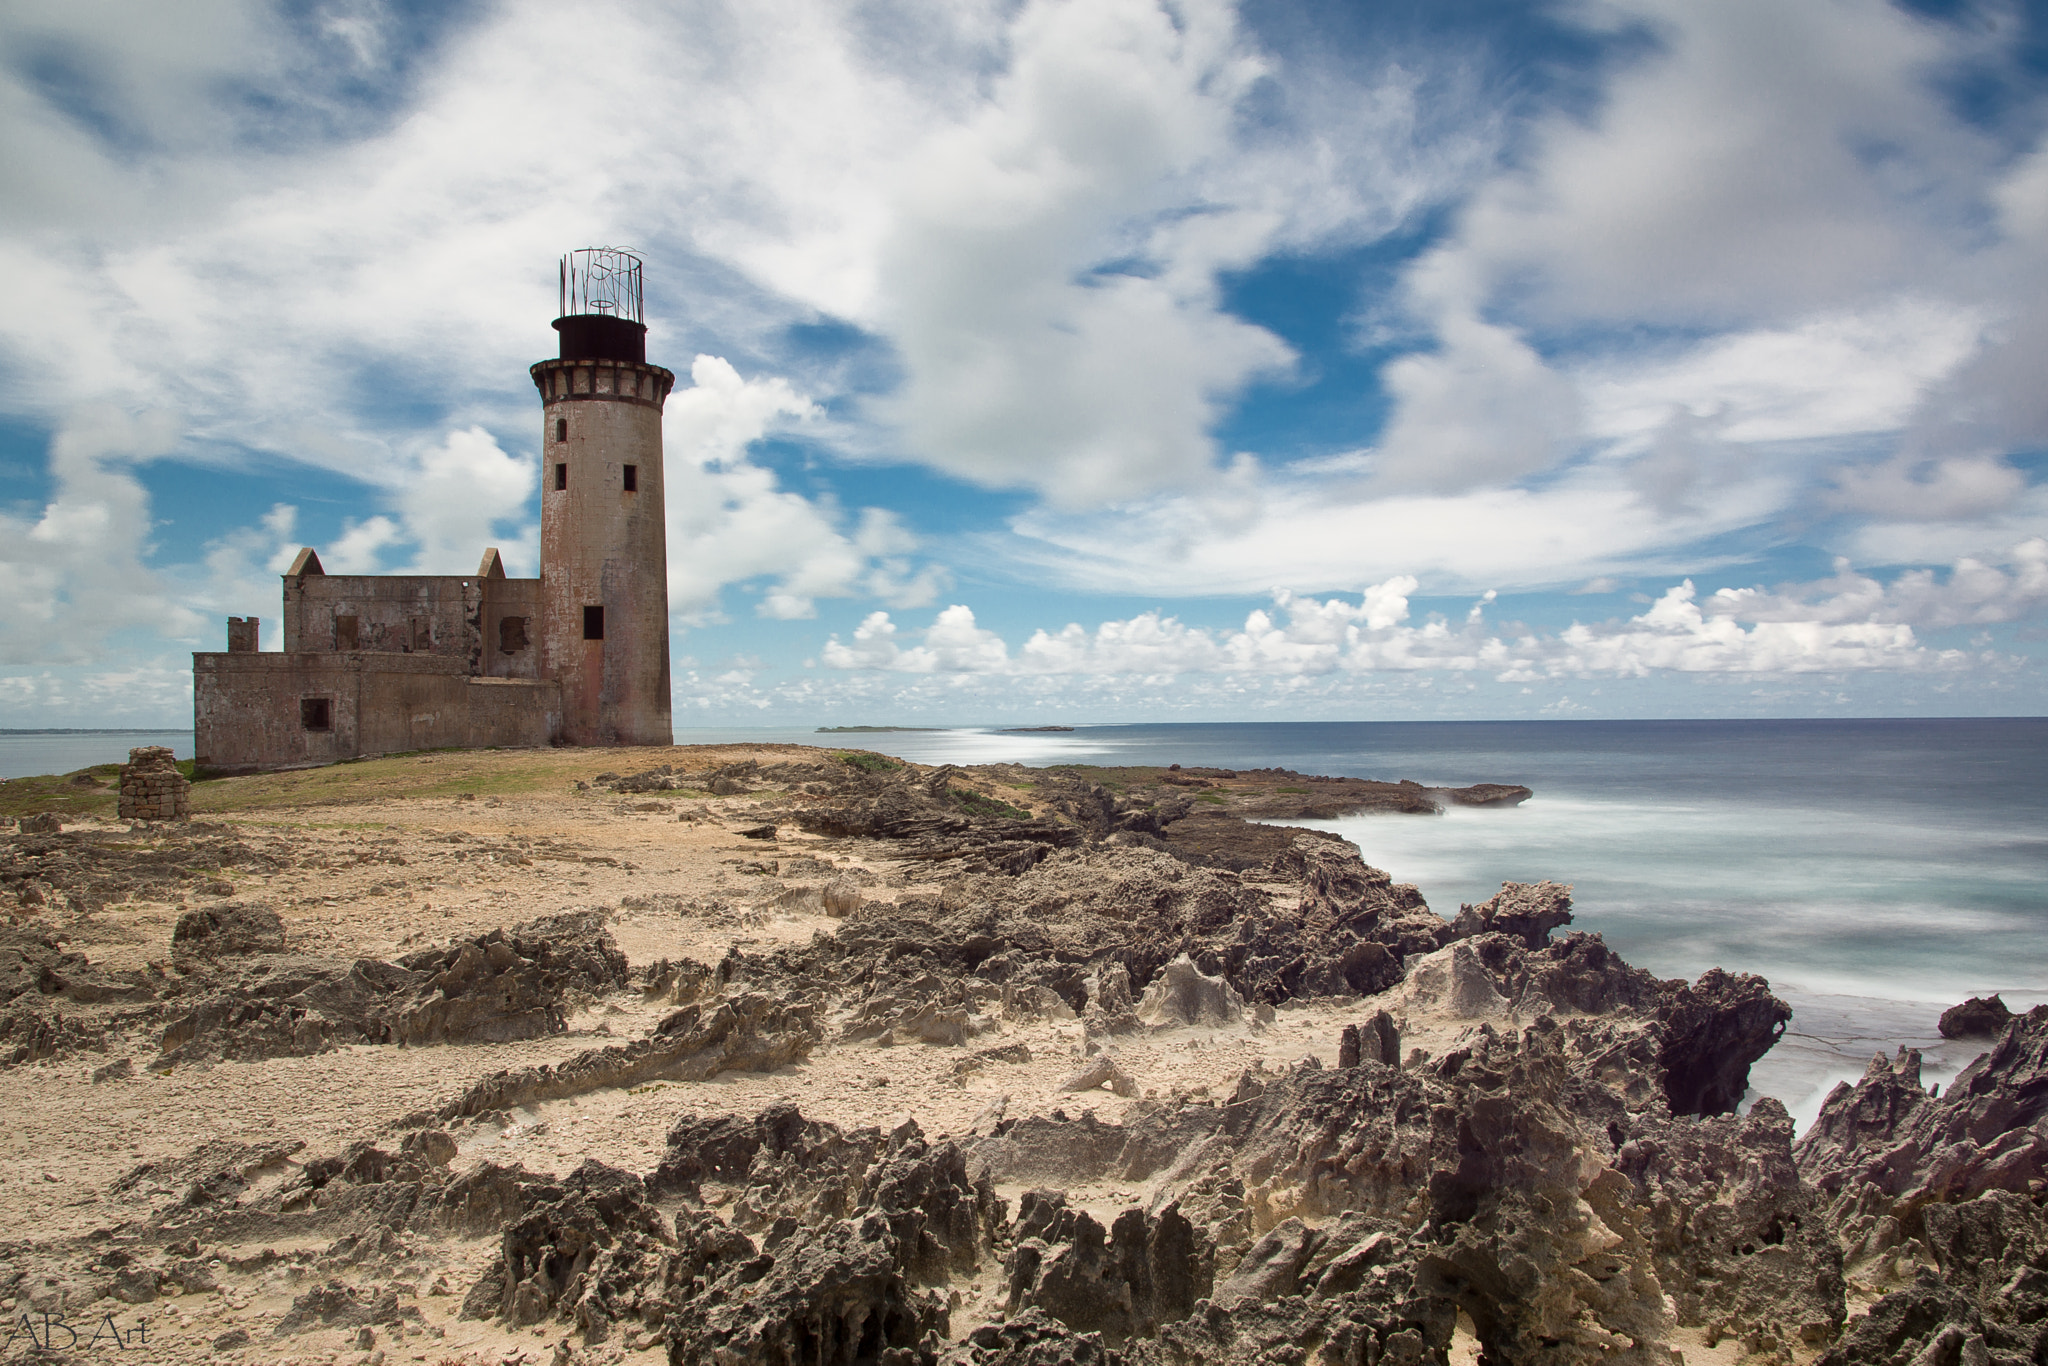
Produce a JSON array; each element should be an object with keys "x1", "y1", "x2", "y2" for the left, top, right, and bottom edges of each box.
[{"x1": 193, "y1": 249, "x2": 674, "y2": 773}]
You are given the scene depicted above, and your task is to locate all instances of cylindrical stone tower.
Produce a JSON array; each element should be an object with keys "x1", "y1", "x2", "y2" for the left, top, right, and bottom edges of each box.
[{"x1": 531, "y1": 248, "x2": 675, "y2": 747}]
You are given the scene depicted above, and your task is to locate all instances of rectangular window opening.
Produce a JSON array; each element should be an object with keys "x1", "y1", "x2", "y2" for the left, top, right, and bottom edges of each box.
[
  {"x1": 498, "y1": 615, "x2": 529, "y2": 653},
  {"x1": 583, "y1": 605, "x2": 604, "y2": 640},
  {"x1": 555, "y1": 417, "x2": 567, "y2": 443},
  {"x1": 554, "y1": 463, "x2": 568, "y2": 491},
  {"x1": 301, "y1": 697, "x2": 332, "y2": 731},
  {"x1": 622, "y1": 464, "x2": 638, "y2": 492},
  {"x1": 334, "y1": 614, "x2": 358, "y2": 650}
]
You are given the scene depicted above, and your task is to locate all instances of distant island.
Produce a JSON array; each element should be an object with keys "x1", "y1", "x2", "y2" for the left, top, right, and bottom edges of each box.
[
  {"x1": 814, "y1": 724, "x2": 1079, "y2": 734},
  {"x1": 0, "y1": 728, "x2": 194, "y2": 735},
  {"x1": 815, "y1": 726, "x2": 946, "y2": 733}
]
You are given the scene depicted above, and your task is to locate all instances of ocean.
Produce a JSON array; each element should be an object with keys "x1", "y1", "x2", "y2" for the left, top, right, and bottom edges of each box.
[
  {"x1": 10, "y1": 718, "x2": 2043, "y2": 1130},
  {"x1": 0, "y1": 730, "x2": 195, "y2": 780}
]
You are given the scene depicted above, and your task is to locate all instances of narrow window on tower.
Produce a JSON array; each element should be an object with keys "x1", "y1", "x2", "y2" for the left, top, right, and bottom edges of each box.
[
  {"x1": 554, "y1": 463, "x2": 568, "y2": 491},
  {"x1": 555, "y1": 418, "x2": 567, "y2": 443},
  {"x1": 583, "y1": 605, "x2": 604, "y2": 640},
  {"x1": 622, "y1": 464, "x2": 638, "y2": 492}
]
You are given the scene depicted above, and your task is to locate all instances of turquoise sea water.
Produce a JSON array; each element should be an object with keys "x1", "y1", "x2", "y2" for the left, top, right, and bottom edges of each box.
[{"x1": 11, "y1": 719, "x2": 2043, "y2": 1129}]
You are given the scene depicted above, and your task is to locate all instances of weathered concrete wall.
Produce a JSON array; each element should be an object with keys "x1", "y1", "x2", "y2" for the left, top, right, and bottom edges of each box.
[
  {"x1": 480, "y1": 578, "x2": 542, "y2": 680},
  {"x1": 464, "y1": 676, "x2": 561, "y2": 746},
  {"x1": 531, "y1": 357, "x2": 674, "y2": 747},
  {"x1": 282, "y1": 573, "x2": 484, "y2": 668},
  {"x1": 194, "y1": 652, "x2": 560, "y2": 774}
]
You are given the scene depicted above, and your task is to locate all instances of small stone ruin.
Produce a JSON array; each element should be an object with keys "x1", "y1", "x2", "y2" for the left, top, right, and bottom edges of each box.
[{"x1": 119, "y1": 746, "x2": 190, "y2": 821}]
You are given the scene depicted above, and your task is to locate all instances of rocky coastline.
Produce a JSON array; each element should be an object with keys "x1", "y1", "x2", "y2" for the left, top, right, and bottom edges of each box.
[{"x1": 0, "y1": 744, "x2": 2040, "y2": 1365}]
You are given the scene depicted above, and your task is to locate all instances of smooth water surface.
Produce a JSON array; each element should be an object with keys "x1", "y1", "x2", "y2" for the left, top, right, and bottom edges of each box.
[{"x1": 0, "y1": 731, "x2": 194, "y2": 780}]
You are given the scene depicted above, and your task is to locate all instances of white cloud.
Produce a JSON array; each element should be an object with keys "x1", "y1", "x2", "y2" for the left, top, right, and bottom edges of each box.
[
  {"x1": 1577, "y1": 301, "x2": 1987, "y2": 449},
  {"x1": 665, "y1": 355, "x2": 948, "y2": 623},
  {"x1": 394, "y1": 426, "x2": 535, "y2": 574},
  {"x1": 874, "y1": 0, "x2": 1294, "y2": 503},
  {"x1": 826, "y1": 561, "x2": 1992, "y2": 684},
  {"x1": 1448, "y1": 0, "x2": 1991, "y2": 329},
  {"x1": 1368, "y1": 309, "x2": 1579, "y2": 492},
  {"x1": 187, "y1": 501, "x2": 302, "y2": 649},
  {"x1": 1005, "y1": 453, "x2": 1794, "y2": 598},
  {"x1": 0, "y1": 409, "x2": 199, "y2": 665},
  {"x1": 1827, "y1": 453, "x2": 2028, "y2": 523},
  {"x1": 1344, "y1": 0, "x2": 2033, "y2": 537},
  {"x1": 1710, "y1": 540, "x2": 2048, "y2": 632},
  {"x1": 324, "y1": 514, "x2": 404, "y2": 574}
]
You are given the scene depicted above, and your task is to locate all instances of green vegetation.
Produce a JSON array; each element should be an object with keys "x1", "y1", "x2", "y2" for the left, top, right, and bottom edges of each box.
[
  {"x1": 1276, "y1": 786, "x2": 1310, "y2": 794},
  {"x1": 838, "y1": 752, "x2": 903, "y2": 774},
  {"x1": 952, "y1": 787, "x2": 1031, "y2": 821},
  {"x1": 5, "y1": 744, "x2": 796, "y2": 819},
  {"x1": 0, "y1": 766, "x2": 120, "y2": 820},
  {"x1": 1196, "y1": 791, "x2": 1229, "y2": 805}
]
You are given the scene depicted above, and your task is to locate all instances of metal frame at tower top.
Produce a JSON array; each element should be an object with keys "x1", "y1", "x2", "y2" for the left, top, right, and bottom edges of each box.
[{"x1": 559, "y1": 248, "x2": 644, "y2": 325}]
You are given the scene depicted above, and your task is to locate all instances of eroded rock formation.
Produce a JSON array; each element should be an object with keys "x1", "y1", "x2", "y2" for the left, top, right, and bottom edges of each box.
[{"x1": 11, "y1": 746, "x2": 2036, "y2": 1366}]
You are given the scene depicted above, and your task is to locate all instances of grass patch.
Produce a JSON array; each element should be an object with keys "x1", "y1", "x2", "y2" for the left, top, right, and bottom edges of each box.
[
  {"x1": 1275, "y1": 786, "x2": 1310, "y2": 794},
  {"x1": 1195, "y1": 791, "x2": 1229, "y2": 805},
  {"x1": 186, "y1": 747, "x2": 677, "y2": 813},
  {"x1": 838, "y1": 752, "x2": 902, "y2": 774},
  {"x1": 0, "y1": 766, "x2": 120, "y2": 820},
  {"x1": 952, "y1": 787, "x2": 1032, "y2": 821}
]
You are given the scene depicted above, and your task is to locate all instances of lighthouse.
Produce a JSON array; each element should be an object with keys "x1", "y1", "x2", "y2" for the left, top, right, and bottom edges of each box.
[
  {"x1": 192, "y1": 249, "x2": 677, "y2": 772},
  {"x1": 530, "y1": 248, "x2": 675, "y2": 747}
]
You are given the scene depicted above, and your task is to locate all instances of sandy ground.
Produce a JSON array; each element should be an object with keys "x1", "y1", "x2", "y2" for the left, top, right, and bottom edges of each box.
[{"x1": 0, "y1": 747, "x2": 1798, "y2": 1364}]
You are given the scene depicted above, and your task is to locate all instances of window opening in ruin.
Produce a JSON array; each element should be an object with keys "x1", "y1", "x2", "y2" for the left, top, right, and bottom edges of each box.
[
  {"x1": 301, "y1": 697, "x2": 332, "y2": 731},
  {"x1": 623, "y1": 464, "x2": 637, "y2": 491},
  {"x1": 583, "y1": 605, "x2": 604, "y2": 640},
  {"x1": 554, "y1": 463, "x2": 568, "y2": 491},
  {"x1": 334, "y1": 614, "x2": 359, "y2": 650},
  {"x1": 499, "y1": 615, "x2": 530, "y2": 653},
  {"x1": 555, "y1": 418, "x2": 567, "y2": 443},
  {"x1": 411, "y1": 617, "x2": 432, "y2": 651}
]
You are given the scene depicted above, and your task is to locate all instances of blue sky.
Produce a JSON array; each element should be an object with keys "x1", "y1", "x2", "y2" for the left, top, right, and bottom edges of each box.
[{"x1": 5, "y1": 0, "x2": 2048, "y2": 726}]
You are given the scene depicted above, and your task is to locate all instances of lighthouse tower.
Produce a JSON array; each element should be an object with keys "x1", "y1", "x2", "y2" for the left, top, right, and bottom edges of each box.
[{"x1": 531, "y1": 248, "x2": 674, "y2": 746}]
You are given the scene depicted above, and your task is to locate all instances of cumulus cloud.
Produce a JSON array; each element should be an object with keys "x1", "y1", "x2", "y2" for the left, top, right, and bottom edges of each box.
[
  {"x1": 1710, "y1": 541, "x2": 2048, "y2": 632},
  {"x1": 665, "y1": 355, "x2": 947, "y2": 623},
  {"x1": 824, "y1": 552, "x2": 2028, "y2": 684},
  {"x1": 1445, "y1": 0, "x2": 1992, "y2": 329},
  {"x1": 0, "y1": 409, "x2": 199, "y2": 665},
  {"x1": 1346, "y1": 0, "x2": 2035, "y2": 536},
  {"x1": 1368, "y1": 310, "x2": 1580, "y2": 492},
  {"x1": 394, "y1": 426, "x2": 535, "y2": 574},
  {"x1": 875, "y1": 0, "x2": 1294, "y2": 502}
]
